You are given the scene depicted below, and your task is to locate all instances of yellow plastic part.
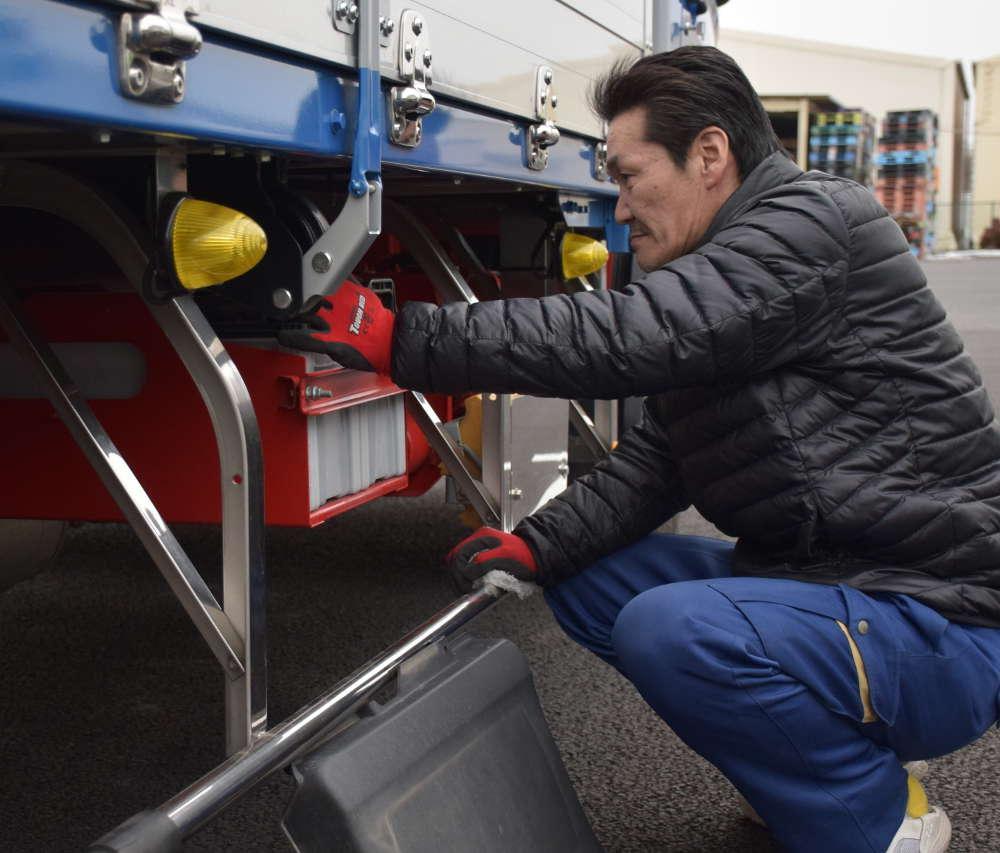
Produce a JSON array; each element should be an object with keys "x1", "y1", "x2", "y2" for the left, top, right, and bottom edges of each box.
[
  {"x1": 561, "y1": 233, "x2": 609, "y2": 280},
  {"x1": 906, "y1": 774, "x2": 930, "y2": 819},
  {"x1": 169, "y1": 198, "x2": 268, "y2": 290}
]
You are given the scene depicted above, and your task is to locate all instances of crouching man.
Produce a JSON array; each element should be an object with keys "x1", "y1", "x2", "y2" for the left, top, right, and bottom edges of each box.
[{"x1": 284, "y1": 47, "x2": 1000, "y2": 853}]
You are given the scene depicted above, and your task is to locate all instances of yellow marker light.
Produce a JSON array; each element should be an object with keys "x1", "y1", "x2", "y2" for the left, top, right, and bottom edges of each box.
[
  {"x1": 561, "y1": 233, "x2": 609, "y2": 280},
  {"x1": 167, "y1": 197, "x2": 268, "y2": 290}
]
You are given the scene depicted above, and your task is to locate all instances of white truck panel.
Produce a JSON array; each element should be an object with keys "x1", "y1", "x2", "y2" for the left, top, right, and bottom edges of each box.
[{"x1": 185, "y1": 0, "x2": 649, "y2": 137}]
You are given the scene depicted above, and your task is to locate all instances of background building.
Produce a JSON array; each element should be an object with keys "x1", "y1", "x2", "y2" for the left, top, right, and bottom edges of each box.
[
  {"x1": 719, "y1": 29, "x2": 973, "y2": 251},
  {"x1": 973, "y1": 55, "x2": 1000, "y2": 247}
]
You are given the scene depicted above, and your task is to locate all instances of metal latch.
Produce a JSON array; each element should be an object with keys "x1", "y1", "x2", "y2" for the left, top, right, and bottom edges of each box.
[
  {"x1": 118, "y1": 0, "x2": 202, "y2": 104},
  {"x1": 389, "y1": 10, "x2": 435, "y2": 148},
  {"x1": 592, "y1": 119, "x2": 609, "y2": 181},
  {"x1": 675, "y1": 4, "x2": 705, "y2": 42},
  {"x1": 526, "y1": 66, "x2": 560, "y2": 171},
  {"x1": 593, "y1": 141, "x2": 608, "y2": 181}
]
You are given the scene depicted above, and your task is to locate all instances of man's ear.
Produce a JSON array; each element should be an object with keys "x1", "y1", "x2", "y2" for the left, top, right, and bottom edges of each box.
[{"x1": 692, "y1": 126, "x2": 731, "y2": 187}]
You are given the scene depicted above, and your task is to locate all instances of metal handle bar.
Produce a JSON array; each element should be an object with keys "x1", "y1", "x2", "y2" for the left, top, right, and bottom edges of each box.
[{"x1": 89, "y1": 587, "x2": 501, "y2": 851}]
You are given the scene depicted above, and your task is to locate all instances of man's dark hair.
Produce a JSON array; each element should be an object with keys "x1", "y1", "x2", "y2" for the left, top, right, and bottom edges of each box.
[{"x1": 591, "y1": 46, "x2": 782, "y2": 178}]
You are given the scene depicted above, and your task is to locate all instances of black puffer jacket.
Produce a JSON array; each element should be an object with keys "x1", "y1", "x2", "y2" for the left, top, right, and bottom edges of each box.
[{"x1": 392, "y1": 152, "x2": 1000, "y2": 627}]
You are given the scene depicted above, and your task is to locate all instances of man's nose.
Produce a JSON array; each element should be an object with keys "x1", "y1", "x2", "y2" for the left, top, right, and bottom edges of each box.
[{"x1": 614, "y1": 192, "x2": 631, "y2": 224}]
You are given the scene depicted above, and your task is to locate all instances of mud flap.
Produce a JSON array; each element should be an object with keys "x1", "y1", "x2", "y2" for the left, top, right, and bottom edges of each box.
[{"x1": 282, "y1": 635, "x2": 600, "y2": 852}]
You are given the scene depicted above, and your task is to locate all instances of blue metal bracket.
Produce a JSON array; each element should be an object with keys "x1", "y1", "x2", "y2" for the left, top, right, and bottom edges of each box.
[
  {"x1": 558, "y1": 197, "x2": 629, "y2": 254},
  {"x1": 602, "y1": 202, "x2": 629, "y2": 253},
  {"x1": 680, "y1": 0, "x2": 703, "y2": 20},
  {"x1": 300, "y1": 0, "x2": 383, "y2": 305},
  {"x1": 349, "y1": 66, "x2": 383, "y2": 197}
]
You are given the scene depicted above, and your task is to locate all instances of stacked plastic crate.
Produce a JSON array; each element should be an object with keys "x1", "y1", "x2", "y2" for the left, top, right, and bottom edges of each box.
[
  {"x1": 808, "y1": 110, "x2": 876, "y2": 186},
  {"x1": 875, "y1": 110, "x2": 938, "y2": 258}
]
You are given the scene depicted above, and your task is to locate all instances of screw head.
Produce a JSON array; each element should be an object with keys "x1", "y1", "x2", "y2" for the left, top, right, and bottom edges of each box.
[
  {"x1": 128, "y1": 62, "x2": 146, "y2": 91},
  {"x1": 422, "y1": 49, "x2": 432, "y2": 67},
  {"x1": 347, "y1": 3, "x2": 359, "y2": 23},
  {"x1": 404, "y1": 42, "x2": 414, "y2": 61},
  {"x1": 543, "y1": 68, "x2": 553, "y2": 84},
  {"x1": 311, "y1": 252, "x2": 332, "y2": 274},
  {"x1": 335, "y1": 0, "x2": 348, "y2": 17},
  {"x1": 412, "y1": 16, "x2": 423, "y2": 34},
  {"x1": 272, "y1": 288, "x2": 293, "y2": 309},
  {"x1": 172, "y1": 71, "x2": 184, "y2": 98},
  {"x1": 380, "y1": 16, "x2": 395, "y2": 35},
  {"x1": 551, "y1": 95, "x2": 558, "y2": 108}
]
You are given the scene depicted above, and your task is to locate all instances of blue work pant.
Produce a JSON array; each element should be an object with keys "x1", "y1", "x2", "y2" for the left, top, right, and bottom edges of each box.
[{"x1": 544, "y1": 534, "x2": 1000, "y2": 852}]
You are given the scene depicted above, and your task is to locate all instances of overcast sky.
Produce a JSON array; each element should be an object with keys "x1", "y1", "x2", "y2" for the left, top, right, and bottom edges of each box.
[{"x1": 718, "y1": 0, "x2": 1000, "y2": 62}]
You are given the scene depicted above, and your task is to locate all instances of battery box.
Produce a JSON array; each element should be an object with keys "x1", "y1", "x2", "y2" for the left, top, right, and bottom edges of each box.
[
  {"x1": 283, "y1": 634, "x2": 600, "y2": 852},
  {"x1": 0, "y1": 293, "x2": 419, "y2": 526}
]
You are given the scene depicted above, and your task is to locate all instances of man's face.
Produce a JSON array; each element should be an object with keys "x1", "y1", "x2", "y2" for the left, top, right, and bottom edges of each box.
[{"x1": 607, "y1": 106, "x2": 725, "y2": 271}]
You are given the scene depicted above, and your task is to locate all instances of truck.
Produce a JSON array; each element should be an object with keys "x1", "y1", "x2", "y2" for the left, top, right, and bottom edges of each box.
[{"x1": 0, "y1": 1, "x2": 724, "y2": 847}]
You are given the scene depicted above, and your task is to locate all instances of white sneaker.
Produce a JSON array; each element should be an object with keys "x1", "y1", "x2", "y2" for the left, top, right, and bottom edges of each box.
[{"x1": 885, "y1": 806, "x2": 952, "y2": 853}]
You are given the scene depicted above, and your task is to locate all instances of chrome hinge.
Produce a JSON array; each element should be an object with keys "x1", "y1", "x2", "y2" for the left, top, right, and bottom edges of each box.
[
  {"x1": 526, "y1": 65, "x2": 560, "y2": 171},
  {"x1": 593, "y1": 141, "x2": 608, "y2": 181},
  {"x1": 389, "y1": 9, "x2": 435, "y2": 148},
  {"x1": 335, "y1": 0, "x2": 394, "y2": 46},
  {"x1": 118, "y1": 0, "x2": 202, "y2": 104},
  {"x1": 333, "y1": 0, "x2": 360, "y2": 34}
]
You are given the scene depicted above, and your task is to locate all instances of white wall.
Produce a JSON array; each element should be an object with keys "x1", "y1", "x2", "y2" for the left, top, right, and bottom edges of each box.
[
  {"x1": 719, "y1": 30, "x2": 962, "y2": 249},
  {"x1": 974, "y1": 56, "x2": 1000, "y2": 245}
]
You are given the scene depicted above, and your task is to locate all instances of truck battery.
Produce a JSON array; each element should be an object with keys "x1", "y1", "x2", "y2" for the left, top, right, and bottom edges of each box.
[
  {"x1": 283, "y1": 634, "x2": 601, "y2": 853},
  {"x1": 0, "y1": 292, "x2": 428, "y2": 526}
]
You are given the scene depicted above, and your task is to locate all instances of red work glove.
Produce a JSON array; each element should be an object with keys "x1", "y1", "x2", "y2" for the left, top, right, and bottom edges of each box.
[
  {"x1": 279, "y1": 281, "x2": 394, "y2": 373},
  {"x1": 446, "y1": 527, "x2": 538, "y2": 593}
]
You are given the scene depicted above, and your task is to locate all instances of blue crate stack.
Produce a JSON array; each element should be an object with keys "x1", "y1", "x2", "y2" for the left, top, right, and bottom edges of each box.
[
  {"x1": 809, "y1": 110, "x2": 876, "y2": 186},
  {"x1": 874, "y1": 109, "x2": 938, "y2": 258}
]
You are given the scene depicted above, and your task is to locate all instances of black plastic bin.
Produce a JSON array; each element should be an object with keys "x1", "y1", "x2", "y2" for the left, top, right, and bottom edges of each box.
[{"x1": 283, "y1": 634, "x2": 601, "y2": 852}]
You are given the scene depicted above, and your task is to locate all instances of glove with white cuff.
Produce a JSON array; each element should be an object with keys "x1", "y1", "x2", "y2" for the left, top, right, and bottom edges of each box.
[{"x1": 445, "y1": 527, "x2": 539, "y2": 597}]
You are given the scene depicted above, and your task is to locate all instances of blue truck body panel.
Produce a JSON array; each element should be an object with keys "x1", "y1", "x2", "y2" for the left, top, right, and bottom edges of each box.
[{"x1": 0, "y1": 0, "x2": 617, "y2": 201}]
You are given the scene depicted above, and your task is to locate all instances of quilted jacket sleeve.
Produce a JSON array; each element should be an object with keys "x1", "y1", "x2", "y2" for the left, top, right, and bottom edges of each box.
[
  {"x1": 514, "y1": 396, "x2": 688, "y2": 585},
  {"x1": 391, "y1": 181, "x2": 850, "y2": 398}
]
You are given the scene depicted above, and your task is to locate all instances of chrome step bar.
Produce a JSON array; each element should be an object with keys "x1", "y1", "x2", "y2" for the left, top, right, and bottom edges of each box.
[{"x1": 90, "y1": 588, "x2": 500, "y2": 850}]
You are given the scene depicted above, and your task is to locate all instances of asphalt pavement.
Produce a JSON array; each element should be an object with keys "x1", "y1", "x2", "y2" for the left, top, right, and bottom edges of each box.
[{"x1": 2, "y1": 258, "x2": 1000, "y2": 852}]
